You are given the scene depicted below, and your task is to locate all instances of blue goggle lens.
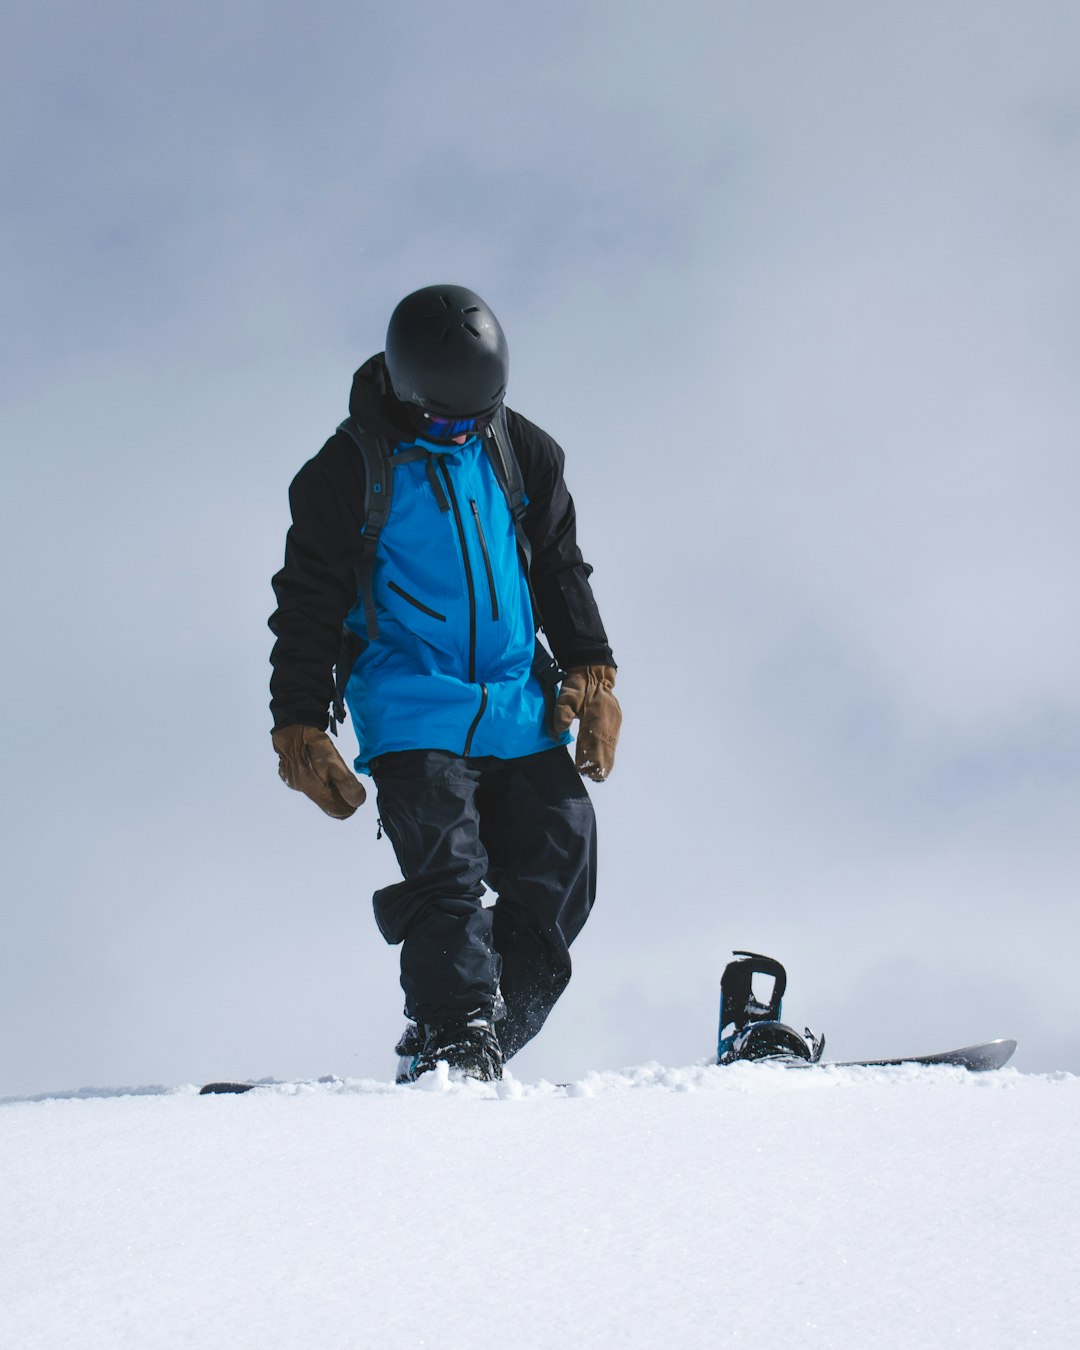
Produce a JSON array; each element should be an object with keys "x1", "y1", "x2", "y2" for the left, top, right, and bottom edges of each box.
[{"x1": 413, "y1": 408, "x2": 493, "y2": 439}]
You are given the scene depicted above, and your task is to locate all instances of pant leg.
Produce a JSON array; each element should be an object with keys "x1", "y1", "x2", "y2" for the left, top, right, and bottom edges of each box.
[
  {"x1": 478, "y1": 746, "x2": 597, "y2": 1059},
  {"x1": 371, "y1": 750, "x2": 501, "y2": 1026}
]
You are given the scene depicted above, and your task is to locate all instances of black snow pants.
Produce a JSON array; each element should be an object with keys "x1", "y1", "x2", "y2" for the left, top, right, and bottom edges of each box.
[{"x1": 370, "y1": 745, "x2": 597, "y2": 1059}]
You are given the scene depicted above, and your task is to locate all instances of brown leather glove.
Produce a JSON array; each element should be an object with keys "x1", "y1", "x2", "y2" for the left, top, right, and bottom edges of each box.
[
  {"x1": 271, "y1": 725, "x2": 367, "y2": 820},
  {"x1": 551, "y1": 665, "x2": 622, "y2": 782}
]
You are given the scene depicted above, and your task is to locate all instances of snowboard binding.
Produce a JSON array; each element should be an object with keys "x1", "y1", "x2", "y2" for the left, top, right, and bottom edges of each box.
[{"x1": 717, "y1": 951, "x2": 824, "y2": 1065}]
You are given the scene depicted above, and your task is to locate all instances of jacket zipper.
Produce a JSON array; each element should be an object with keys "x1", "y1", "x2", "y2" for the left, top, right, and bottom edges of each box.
[
  {"x1": 463, "y1": 682, "x2": 488, "y2": 757},
  {"x1": 387, "y1": 580, "x2": 446, "y2": 621},
  {"x1": 438, "y1": 462, "x2": 477, "y2": 681},
  {"x1": 437, "y1": 461, "x2": 487, "y2": 755},
  {"x1": 470, "y1": 501, "x2": 499, "y2": 621}
]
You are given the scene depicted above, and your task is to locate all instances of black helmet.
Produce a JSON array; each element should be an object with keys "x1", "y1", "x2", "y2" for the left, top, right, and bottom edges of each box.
[{"x1": 384, "y1": 285, "x2": 509, "y2": 419}]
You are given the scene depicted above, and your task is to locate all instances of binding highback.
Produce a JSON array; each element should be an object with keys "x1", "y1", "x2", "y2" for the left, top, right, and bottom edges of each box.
[{"x1": 719, "y1": 951, "x2": 788, "y2": 1035}]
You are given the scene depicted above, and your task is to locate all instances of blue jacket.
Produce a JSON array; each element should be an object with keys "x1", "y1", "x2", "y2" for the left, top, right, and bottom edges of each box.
[
  {"x1": 269, "y1": 355, "x2": 614, "y2": 769},
  {"x1": 344, "y1": 432, "x2": 563, "y2": 770}
]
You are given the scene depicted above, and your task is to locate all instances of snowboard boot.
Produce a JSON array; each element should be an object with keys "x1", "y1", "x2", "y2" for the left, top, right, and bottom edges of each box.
[
  {"x1": 394, "y1": 1020, "x2": 427, "y2": 1084},
  {"x1": 412, "y1": 1014, "x2": 504, "y2": 1082}
]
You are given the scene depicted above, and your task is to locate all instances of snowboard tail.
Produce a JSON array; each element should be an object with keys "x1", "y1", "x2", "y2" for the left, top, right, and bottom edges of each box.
[
  {"x1": 198, "y1": 1075, "x2": 343, "y2": 1095},
  {"x1": 821, "y1": 1038, "x2": 1017, "y2": 1072}
]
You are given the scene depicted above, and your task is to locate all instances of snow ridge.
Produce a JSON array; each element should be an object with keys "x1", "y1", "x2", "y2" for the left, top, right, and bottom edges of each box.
[{"x1": 4, "y1": 1063, "x2": 1078, "y2": 1349}]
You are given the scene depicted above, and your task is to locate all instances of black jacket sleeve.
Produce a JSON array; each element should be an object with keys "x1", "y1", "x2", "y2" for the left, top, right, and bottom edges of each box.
[
  {"x1": 268, "y1": 436, "x2": 366, "y2": 730},
  {"x1": 507, "y1": 409, "x2": 615, "y2": 671}
]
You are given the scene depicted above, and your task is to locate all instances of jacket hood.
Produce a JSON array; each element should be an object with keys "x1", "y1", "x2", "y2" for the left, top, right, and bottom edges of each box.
[{"x1": 348, "y1": 353, "x2": 416, "y2": 442}]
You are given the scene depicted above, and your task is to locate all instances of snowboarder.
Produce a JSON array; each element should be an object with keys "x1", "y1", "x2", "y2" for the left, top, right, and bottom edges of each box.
[{"x1": 268, "y1": 284, "x2": 620, "y2": 1083}]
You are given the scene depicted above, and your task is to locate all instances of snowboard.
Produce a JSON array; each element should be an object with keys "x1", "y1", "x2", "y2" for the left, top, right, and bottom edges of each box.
[
  {"x1": 198, "y1": 1038, "x2": 1016, "y2": 1095},
  {"x1": 805, "y1": 1038, "x2": 1016, "y2": 1072}
]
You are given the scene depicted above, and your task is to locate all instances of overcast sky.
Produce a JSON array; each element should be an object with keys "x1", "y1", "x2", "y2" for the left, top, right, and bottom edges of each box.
[{"x1": 3, "y1": 2, "x2": 1079, "y2": 1095}]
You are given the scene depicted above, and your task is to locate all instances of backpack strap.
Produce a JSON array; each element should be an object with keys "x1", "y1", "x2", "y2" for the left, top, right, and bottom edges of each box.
[
  {"x1": 385, "y1": 444, "x2": 451, "y2": 513},
  {"x1": 485, "y1": 406, "x2": 541, "y2": 627},
  {"x1": 337, "y1": 417, "x2": 393, "y2": 642},
  {"x1": 327, "y1": 418, "x2": 393, "y2": 730}
]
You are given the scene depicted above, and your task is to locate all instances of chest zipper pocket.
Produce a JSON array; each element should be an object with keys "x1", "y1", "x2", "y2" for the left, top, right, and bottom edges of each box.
[
  {"x1": 470, "y1": 501, "x2": 499, "y2": 621},
  {"x1": 387, "y1": 580, "x2": 447, "y2": 622}
]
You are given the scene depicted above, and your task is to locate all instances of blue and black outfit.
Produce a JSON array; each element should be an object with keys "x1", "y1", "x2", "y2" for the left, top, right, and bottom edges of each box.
[{"x1": 269, "y1": 355, "x2": 614, "y2": 1056}]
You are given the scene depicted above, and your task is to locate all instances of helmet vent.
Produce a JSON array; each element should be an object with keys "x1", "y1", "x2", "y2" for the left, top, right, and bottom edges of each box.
[
  {"x1": 463, "y1": 323, "x2": 480, "y2": 338},
  {"x1": 463, "y1": 305, "x2": 480, "y2": 314}
]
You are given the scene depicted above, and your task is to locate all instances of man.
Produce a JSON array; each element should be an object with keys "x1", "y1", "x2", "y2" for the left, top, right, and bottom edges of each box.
[{"x1": 269, "y1": 285, "x2": 619, "y2": 1082}]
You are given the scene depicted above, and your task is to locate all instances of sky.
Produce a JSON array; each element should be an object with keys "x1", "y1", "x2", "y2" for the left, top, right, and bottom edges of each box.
[{"x1": 2, "y1": 1, "x2": 1079, "y2": 1095}]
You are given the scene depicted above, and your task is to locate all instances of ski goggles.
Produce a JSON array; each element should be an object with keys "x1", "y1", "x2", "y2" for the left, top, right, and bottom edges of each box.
[{"x1": 411, "y1": 407, "x2": 494, "y2": 440}]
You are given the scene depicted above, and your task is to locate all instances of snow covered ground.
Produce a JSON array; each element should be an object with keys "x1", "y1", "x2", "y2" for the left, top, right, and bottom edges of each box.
[{"x1": 3, "y1": 1061, "x2": 1078, "y2": 1350}]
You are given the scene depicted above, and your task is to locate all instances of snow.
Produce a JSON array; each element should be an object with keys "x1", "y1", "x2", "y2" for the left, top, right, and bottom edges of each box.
[{"x1": 3, "y1": 1062, "x2": 1079, "y2": 1349}]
